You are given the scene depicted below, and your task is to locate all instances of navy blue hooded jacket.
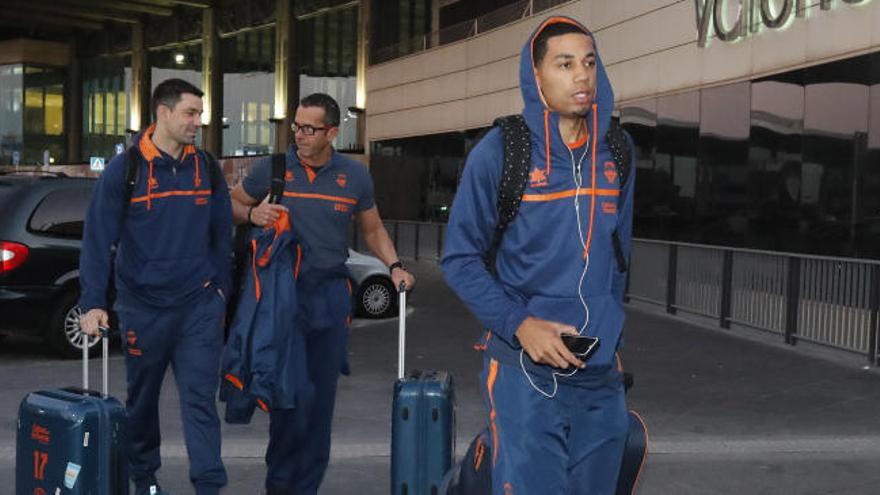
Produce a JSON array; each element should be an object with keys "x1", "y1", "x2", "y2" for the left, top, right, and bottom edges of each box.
[
  {"x1": 220, "y1": 211, "x2": 311, "y2": 423},
  {"x1": 79, "y1": 124, "x2": 233, "y2": 311},
  {"x1": 441, "y1": 16, "x2": 635, "y2": 376}
]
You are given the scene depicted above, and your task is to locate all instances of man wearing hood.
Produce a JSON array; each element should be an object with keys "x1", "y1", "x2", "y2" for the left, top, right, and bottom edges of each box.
[{"x1": 442, "y1": 16, "x2": 635, "y2": 494}]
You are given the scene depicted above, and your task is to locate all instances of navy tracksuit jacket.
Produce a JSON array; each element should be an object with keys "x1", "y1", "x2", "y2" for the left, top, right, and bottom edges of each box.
[
  {"x1": 441, "y1": 16, "x2": 636, "y2": 495},
  {"x1": 79, "y1": 124, "x2": 232, "y2": 494}
]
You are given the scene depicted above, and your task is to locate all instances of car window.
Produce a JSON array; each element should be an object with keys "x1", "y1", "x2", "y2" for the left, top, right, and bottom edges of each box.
[{"x1": 28, "y1": 185, "x2": 94, "y2": 239}]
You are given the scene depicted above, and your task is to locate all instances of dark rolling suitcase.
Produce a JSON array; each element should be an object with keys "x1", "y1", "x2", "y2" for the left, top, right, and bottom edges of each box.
[
  {"x1": 391, "y1": 284, "x2": 455, "y2": 495},
  {"x1": 16, "y1": 329, "x2": 128, "y2": 494}
]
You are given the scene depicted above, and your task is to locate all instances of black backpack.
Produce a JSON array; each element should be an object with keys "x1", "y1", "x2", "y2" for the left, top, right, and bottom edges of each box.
[{"x1": 486, "y1": 115, "x2": 632, "y2": 273}]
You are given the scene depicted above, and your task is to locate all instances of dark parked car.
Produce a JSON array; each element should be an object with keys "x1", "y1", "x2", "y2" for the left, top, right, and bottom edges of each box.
[
  {"x1": 1, "y1": 172, "x2": 398, "y2": 358},
  {"x1": 0, "y1": 173, "x2": 99, "y2": 357}
]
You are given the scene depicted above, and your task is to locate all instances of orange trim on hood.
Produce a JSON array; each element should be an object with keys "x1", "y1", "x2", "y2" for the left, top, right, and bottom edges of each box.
[
  {"x1": 529, "y1": 16, "x2": 591, "y2": 110},
  {"x1": 583, "y1": 104, "x2": 599, "y2": 260}
]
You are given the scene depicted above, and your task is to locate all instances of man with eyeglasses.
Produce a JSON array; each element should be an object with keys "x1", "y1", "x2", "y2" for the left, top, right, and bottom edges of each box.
[{"x1": 229, "y1": 92, "x2": 415, "y2": 494}]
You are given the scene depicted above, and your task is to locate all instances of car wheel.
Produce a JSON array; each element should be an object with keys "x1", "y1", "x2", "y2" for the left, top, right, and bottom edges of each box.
[
  {"x1": 47, "y1": 289, "x2": 99, "y2": 358},
  {"x1": 356, "y1": 276, "x2": 397, "y2": 319}
]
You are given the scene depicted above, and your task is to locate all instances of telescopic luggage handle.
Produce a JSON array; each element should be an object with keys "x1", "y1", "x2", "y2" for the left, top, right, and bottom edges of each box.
[
  {"x1": 398, "y1": 282, "x2": 406, "y2": 380},
  {"x1": 82, "y1": 327, "x2": 110, "y2": 395}
]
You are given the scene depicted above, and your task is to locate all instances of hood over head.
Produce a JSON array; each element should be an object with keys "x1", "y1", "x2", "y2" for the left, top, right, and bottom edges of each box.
[{"x1": 519, "y1": 16, "x2": 614, "y2": 169}]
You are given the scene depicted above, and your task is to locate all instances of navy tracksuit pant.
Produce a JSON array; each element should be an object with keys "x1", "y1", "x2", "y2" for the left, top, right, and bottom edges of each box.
[
  {"x1": 117, "y1": 285, "x2": 228, "y2": 495},
  {"x1": 265, "y1": 276, "x2": 351, "y2": 495},
  {"x1": 481, "y1": 357, "x2": 628, "y2": 494}
]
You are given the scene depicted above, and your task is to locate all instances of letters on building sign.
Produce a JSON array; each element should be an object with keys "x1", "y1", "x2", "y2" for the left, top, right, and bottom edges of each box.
[{"x1": 695, "y1": 0, "x2": 870, "y2": 47}]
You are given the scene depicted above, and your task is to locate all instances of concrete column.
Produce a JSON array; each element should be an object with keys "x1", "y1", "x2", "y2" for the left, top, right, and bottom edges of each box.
[
  {"x1": 356, "y1": 0, "x2": 370, "y2": 154},
  {"x1": 130, "y1": 20, "x2": 150, "y2": 133},
  {"x1": 430, "y1": 0, "x2": 439, "y2": 48},
  {"x1": 274, "y1": 0, "x2": 298, "y2": 153},
  {"x1": 202, "y1": 7, "x2": 222, "y2": 156},
  {"x1": 66, "y1": 34, "x2": 82, "y2": 163}
]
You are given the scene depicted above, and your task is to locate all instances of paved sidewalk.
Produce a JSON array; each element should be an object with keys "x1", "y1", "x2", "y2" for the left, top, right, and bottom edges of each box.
[{"x1": 3, "y1": 261, "x2": 880, "y2": 494}]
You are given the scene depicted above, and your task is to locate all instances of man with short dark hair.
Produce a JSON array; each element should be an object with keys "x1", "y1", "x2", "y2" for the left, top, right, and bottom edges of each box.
[
  {"x1": 229, "y1": 92, "x2": 415, "y2": 494},
  {"x1": 80, "y1": 78, "x2": 231, "y2": 495},
  {"x1": 442, "y1": 16, "x2": 636, "y2": 493}
]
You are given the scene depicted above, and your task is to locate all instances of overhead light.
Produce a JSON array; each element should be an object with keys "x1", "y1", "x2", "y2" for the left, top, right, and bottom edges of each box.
[{"x1": 174, "y1": 53, "x2": 185, "y2": 65}]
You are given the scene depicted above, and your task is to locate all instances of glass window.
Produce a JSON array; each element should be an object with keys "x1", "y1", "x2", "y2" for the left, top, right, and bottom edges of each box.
[
  {"x1": 620, "y1": 98, "x2": 660, "y2": 239},
  {"x1": 699, "y1": 82, "x2": 750, "y2": 246},
  {"x1": 28, "y1": 185, "x2": 95, "y2": 239},
  {"x1": 221, "y1": 26, "x2": 276, "y2": 157},
  {"x1": 24, "y1": 87, "x2": 44, "y2": 135},
  {"x1": 81, "y1": 55, "x2": 131, "y2": 162},
  {"x1": 0, "y1": 64, "x2": 23, "y2": 166},
  {"x1": 21, "y1": 65, "x2": 66, "y2": 164},
  {"x1": 750, "y1": 70, "x2": 806, "y2": 252},
  {"x1": 655, "y1": 91, "x2": 699, "y2": 241},
  {"x1": 802, "y1": 56, "x2": 870, "y2": 257}
]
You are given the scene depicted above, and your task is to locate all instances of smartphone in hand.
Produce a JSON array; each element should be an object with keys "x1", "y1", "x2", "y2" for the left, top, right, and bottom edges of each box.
[{"x1": 561, "y1": 334, "x2": 600, "y2": 358}]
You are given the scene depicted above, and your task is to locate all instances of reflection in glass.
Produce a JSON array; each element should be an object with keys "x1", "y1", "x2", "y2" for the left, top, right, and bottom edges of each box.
[
  {"x1": 655, "y1": 91, "x2": 699, "y2": 241},
  {"x1": 801, "y1": 56, "x2": 871, "y2": 257},
  {"x1": 222, "y1": 26, "x2": 275, "y2": 157},
  {"x1": 82, "y1": 55, "x2": 131, "y2": 161},
  {"x1": 699, "y1": 82, "x2": 749, "y2": 246},
  {"x1": 0, "y1": 64, "x2": 23, "y2": 165}
]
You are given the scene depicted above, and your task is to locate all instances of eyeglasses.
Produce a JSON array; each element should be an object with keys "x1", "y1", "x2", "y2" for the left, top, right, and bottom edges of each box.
[{"x1": 291, "y1": 122, "x2": 329, "y2": 136}]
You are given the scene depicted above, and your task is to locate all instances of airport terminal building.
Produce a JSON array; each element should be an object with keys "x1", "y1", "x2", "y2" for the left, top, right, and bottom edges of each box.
[
  {"x1": 367, "y1": 0, "x2": 880, "y2": 258},
  {"x1": 1, "y1": 0, "x2": 878, "y2": 257}
]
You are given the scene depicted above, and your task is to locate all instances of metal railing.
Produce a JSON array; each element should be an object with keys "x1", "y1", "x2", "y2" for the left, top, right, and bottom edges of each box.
[
  {"x1": 368, "y1": 220, "x2": 880, "y2": 366},
  {"x1": 372, "y1": 0, "x2": 572, "y2": 65},
  {"x1": 627, "y1": 239, "x2": 880, "y2": 366}
]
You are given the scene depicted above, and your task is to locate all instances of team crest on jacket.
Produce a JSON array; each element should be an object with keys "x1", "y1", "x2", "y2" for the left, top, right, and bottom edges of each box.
[
  {"x1": 604, "y1": 161, "x2": 618, "y2": 184},
  {"x1": 285, "y1": 170, "x2": 294, "y2": 182},
  {"x1": 529, "y1": 167, "x2": 548, "y2": 188},
  {"x1": 336, "y1": 173, "x2": 347, "y2": 188}
]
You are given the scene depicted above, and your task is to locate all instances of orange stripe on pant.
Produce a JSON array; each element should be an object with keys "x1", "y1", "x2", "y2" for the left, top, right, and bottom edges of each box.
[{"x1": 487, "y1": 359, "x2": 500, "y2": 466}]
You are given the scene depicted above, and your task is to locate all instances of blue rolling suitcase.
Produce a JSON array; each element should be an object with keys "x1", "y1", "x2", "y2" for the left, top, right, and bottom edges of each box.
[
  {"x1": 16, "y1": 329, "x2": 128, "y2": 494},
  {"x1": 391, "y1": 284, "x2": 456, "y2": 495}
]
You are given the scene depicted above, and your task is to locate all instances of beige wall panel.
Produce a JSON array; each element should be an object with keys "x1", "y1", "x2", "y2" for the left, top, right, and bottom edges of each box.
[
  {"x1": 366, "y1": 0, "x2": 880, "y2": 142},
  {"x1": 370, "y1": 100, "x2": 467, "y2": 140},
  {"x1": 406, "y1": 71, "x2": 468, "y2": 108},
  {"x1": 654, "y1": 44, "x2": 702, "y2": 94},
  {"x1": 874, "y1": 2, "x2": 880, "y2": 46},
  {"x1": 805, "y1": 1, "x2": 875, "y2": 62},
  {"x1": 596, "y1": 1, "x2": 692, "y2": 65},
  {"x1": 465, "y1": 57, "x2": 518, "y2": 98},
  {"x1": 463, "y1": 93, "x2": 491, "y2": 129},
  {"x1": 750, "y1": 18, "x2": 809, "y2": 77},
  {"x1": 701, "y1": 34, "x2": 752, "y2": 86},
  {"x1": 608, "y1": 55, "x2": 660, "y2": 103},
  {"x1": 590, "y1": 0, "x2": 677, "y2": 30}
]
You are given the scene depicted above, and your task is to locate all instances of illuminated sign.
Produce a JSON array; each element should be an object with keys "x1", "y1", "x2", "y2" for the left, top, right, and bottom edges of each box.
[{"x1": 695, "y1": 0, "x2": 870, "y2": 47}]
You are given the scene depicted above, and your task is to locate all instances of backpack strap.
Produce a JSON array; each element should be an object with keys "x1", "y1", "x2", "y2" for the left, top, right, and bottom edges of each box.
[
  {"x1": 485, "y1": 114, "x2": 531, "y2": 271},
  {"x1": 123, "y1": 145, "x2": 140, "y2": 204},
  {"x1": 202, "y1": 150, "x2": 223, "y2": 193},
  {"x1": 269, "y1": 153, "x2": 286, "y2": 204},
  {"x1": 606, "y1": 120, "x2": 633, "y2": 274}
]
